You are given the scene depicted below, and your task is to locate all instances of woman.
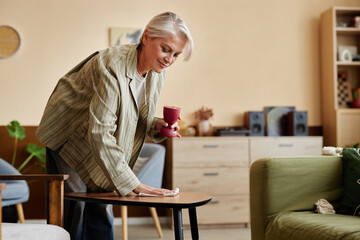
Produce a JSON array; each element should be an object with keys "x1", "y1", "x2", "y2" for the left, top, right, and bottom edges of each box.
[{"x1": 36, "y1": 12, "x2": 193, "y2": 240}]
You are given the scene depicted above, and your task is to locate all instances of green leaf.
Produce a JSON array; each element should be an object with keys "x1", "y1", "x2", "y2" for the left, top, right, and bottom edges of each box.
[
  {"x1": 6, "y1": 121, "x2": 26, "y2": 140},
  {"x1": 34, "y1": 162, "x2": 46, "y2": 173},
  {"x1": 26, "y1": 144, "x2": 46, "y2": 162}
]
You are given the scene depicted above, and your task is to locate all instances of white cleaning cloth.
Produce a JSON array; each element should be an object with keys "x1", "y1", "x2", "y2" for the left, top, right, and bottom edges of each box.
[{"x1": 137, "y1": 188, "x2": 179, "y2": 197}]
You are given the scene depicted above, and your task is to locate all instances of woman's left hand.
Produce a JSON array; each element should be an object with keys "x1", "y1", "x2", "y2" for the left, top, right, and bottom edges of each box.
[{"x1": 155, "y1": 117, "x2": 182, "y2": 137}]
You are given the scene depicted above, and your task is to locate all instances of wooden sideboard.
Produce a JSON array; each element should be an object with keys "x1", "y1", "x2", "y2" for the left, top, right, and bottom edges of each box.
[{"x1": 165, "y1": 136, "x2": 323, "y2": 226}]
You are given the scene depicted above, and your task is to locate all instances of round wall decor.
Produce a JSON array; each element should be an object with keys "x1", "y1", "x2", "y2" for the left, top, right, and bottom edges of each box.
[{"x1": 0, "y1": 25, "x2": 21, "y2": 58}]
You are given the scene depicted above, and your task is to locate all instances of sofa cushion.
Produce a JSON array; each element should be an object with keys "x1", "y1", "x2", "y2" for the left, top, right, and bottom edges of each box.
[
  {"x1": 338, "y1": 148, "x2": 360, "y2": 216},
  {"x1": 2, "y1": 223, "x2": 70, "y2": 240},
  {"x1": 266, "y1": 211, "x2": 360, "y2": 240}
]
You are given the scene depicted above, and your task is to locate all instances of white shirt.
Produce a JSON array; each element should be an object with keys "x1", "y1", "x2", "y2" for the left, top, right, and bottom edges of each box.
[{"x1": 134, "y1": 70, "x2": 147, "y2": 108}]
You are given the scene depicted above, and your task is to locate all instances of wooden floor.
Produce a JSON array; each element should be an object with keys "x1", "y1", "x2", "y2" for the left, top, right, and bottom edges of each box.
[
  {"x1": 23, "y1": 219, "x2": 251, "y2": 240},
  {"x1": 113, "y1": 224, "x2": 251, "y2": 240}
]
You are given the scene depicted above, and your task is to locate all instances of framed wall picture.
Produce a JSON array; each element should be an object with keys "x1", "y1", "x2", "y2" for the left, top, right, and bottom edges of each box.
[
  {"x1": 109, "y1": 28, "x2": 142, "y2": 47},
  {"x1": 265, "y1": 106, "x2": 295, "y2": 136}
]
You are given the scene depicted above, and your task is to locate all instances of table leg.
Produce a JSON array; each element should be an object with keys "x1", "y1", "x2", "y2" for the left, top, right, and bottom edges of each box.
[
  {"x1": 173, "y1": 208, "x2": 183, "y2": 240},
  {"x1": 188, "y1": 207, "x2": 199, "y2": 240}
]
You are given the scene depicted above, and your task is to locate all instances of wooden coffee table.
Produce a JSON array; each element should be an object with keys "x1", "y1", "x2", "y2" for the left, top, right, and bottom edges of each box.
[{"x1": 64, "y1": 192, "x2": 212, "y2": 240}]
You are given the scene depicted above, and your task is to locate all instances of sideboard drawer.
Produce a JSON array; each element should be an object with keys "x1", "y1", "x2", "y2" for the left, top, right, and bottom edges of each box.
[
  {"x1": 173, "y1": 167, "x2": 249, "y2": 195},
  {"x1": 172, "y1": 137, "x2": 249, "y2": 167},
  {"x1": 182, "y1": 195, "x2": 249, "y2": 225},
  {"x1": 249, "y1": 136, "x2": 323, "y2": 163}
]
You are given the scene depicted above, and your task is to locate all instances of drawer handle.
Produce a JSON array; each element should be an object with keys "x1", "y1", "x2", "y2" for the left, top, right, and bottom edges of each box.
[
  {"x1": 209, "y1": 200, "x2": 219, "y2": 204},
  {"x1": 203, "y1": 144, "x2": 219, "y2": 148},
  {"x1": 203, "y1": 172, "x2": 219, "y2": 176},
  {"x1": 279, "y1": 144, "x2": 293, "y2": 147}
]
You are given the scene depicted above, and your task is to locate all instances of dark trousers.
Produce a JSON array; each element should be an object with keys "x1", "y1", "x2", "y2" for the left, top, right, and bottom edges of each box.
[{"x1": 46, "y1": 147, "x2": 114, "y2": 240}]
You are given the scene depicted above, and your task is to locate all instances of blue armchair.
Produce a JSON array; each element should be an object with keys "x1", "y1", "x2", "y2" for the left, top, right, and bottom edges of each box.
[
  {"x1": 120, "y1": 143, "x2": 166, "y2": 240},
  {"x1": 0, "y1": 158, "x2": 29, "y2": 223}
]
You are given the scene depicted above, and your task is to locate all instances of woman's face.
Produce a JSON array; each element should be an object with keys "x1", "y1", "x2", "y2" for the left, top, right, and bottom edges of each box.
[{"x1": 141, "y1": 31, "x2": 186, "y2": 74}]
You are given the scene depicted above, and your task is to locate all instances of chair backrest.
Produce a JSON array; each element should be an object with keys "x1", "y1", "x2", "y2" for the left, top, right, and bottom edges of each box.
[
  {"x1": 135, "y1": 143, "x2": 166, "y2": 189},
  {"x1": 0, "y1": 158, "x2": 29, "y2": 206},
  {"x1": 0, "y1": 158, "x2": 21, "y2": 175}
]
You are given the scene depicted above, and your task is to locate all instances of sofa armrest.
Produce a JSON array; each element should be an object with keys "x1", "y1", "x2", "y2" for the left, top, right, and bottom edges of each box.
[
  {"x1": 0, "y1": 174, "x2": 69, "y2": 227},
  {"x1": 250, "y1": 156, "x2": 342, "y2": 240}
]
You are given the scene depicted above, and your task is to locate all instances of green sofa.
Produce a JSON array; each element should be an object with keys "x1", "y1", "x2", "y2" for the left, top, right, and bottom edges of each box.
[{"x1": 250, "y1": 156, "x2": 360, "y2": 240}]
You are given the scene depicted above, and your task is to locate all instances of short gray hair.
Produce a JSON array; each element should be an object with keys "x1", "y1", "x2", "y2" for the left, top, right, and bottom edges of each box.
[{"x1": 140, "y1": 12, "x2": 193, "y2": 61}]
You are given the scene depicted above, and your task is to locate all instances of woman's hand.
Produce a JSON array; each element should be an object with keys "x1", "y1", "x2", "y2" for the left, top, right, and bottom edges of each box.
[
  {"x1": 133, "y1": 183, "x2": 177, "y2": 195},
  {"x1": 155, "y1": 117, "x2": 182, "y2": 137}
]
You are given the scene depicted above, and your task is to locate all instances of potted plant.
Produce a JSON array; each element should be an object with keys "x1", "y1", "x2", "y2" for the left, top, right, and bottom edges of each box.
[
  {"x1": 194, "y1": 107, "x2": 214, "y2": 136},
  {"x1": 6, "y1": 120, "x2": 45, "y2": 173}
]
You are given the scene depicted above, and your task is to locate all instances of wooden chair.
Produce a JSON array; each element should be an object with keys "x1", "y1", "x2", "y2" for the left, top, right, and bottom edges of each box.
[{"x1": 0, "y1": 174, "x2": 69, "y2": 240}]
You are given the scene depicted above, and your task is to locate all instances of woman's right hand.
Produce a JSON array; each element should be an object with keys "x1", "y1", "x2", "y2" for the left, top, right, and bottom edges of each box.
[
  {"x1": 133, "y1": 183, "x2": 176, "y2": 195},
  {"x1": 155, "y1": 117, "x2": 182, "y2": 137}
]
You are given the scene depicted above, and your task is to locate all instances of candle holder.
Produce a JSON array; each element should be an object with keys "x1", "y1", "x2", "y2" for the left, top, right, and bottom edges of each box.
[{"x1": 160, "y1": 106, "x2": 181, "y2": 137}]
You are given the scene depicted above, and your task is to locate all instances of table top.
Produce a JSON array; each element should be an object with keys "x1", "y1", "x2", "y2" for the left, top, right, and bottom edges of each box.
[
  {"x1": 64, "y1": 192, "x2": 212, "y2": 209},
  {"x1": 0, "y1": 174, "x2": 69, "y2": 181}
]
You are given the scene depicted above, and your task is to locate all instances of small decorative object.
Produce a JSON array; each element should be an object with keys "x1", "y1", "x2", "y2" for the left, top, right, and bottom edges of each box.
[
  {"x1": 352, "y1": 54, "x2": 360, "y2": 61},
  {"x1": 322, "y1": 146, "x2": 343, "y2": 156},
  {"x1": 186, "y1": 127, "x2": 196, "y2": 136},
  {"x1": 265, "y1": 106, "x2": 295, "y2": 136},
  {"x1": 352, "y1": 88, "x2": 360, "y2": 108},
  {"x1": 109, "y1": 27, "x2": 142, "y2": 46},
  {"x1": 195, "y1": 107, "x2": 214, "y2": 136},
  {"x1": 353, "y1": 16, "x2": 360, "y2": 28},
  {"x1": 338, "y1": 46, "x2": 358, "y2": 62},
  {"x1": 337, "y1": 21, "x2": 348, "y2": 27},
  {"x1": 314, "y1": 199, "x2": 336, "y2": 214},
  {"x1": 340, "y1": 49, "x2": 352, "y2": 62},
  {"x1": 0, "y1": 25, "x2": 21, "y2": 58},
  {"x1": 160, "y1": 106, "x2": 181, "y2": 137},
  {"x1": 337, "y1": 71, "x2": 352, "y2": 107}
]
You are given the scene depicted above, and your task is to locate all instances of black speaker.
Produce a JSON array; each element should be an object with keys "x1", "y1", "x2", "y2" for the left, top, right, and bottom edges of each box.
[
  {"x1": 244, "y1": 111, "x2": 265, "y2": 136},
  {"x1": 288, "y1": 111, "x2": 308, "y2": 136}
]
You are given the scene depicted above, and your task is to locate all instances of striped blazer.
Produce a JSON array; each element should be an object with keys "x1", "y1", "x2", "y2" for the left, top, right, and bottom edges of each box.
[{"x1": 36, "y1": 44, "x2": 165, "y2": 196}]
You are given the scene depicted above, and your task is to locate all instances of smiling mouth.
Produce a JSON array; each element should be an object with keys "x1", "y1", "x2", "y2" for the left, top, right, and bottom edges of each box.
[{"x1": 159, "y1": 61, "x2": 168, "y2": 68}]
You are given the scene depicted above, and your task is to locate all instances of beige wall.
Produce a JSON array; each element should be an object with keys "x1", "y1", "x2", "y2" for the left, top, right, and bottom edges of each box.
[{"x1": 1, "y1": 0, "x2": 359, "y2": 127}]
